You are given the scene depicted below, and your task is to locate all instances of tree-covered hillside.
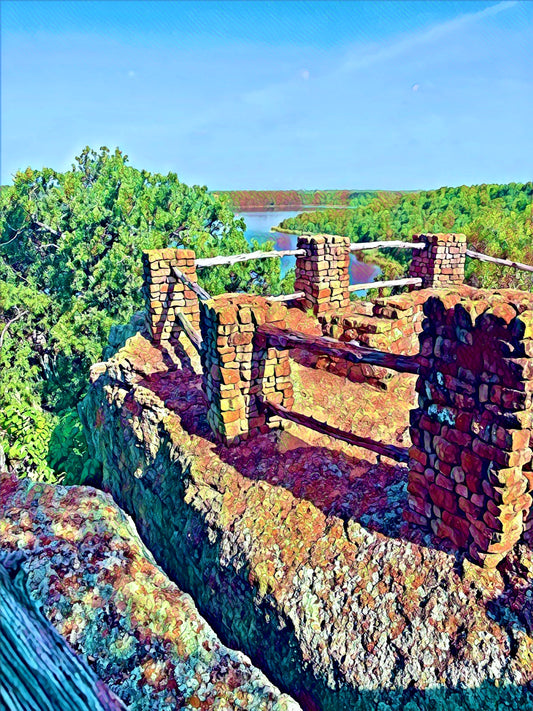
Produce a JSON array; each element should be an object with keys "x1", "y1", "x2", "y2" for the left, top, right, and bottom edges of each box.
[
  {"x1": 0, "y1": 147, "x2": 288, "y2": 484},
  {"x1": 212, "y1": 189, "x2": 379, "y2": 211},
  {"x1": 278, "y1": 183, "x2": 533, "y2": 289}
]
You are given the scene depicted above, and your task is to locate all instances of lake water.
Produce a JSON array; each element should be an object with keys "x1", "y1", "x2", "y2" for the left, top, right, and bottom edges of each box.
[{"x1": 237, "y1": 209, "x2": 381, "y2": 287}]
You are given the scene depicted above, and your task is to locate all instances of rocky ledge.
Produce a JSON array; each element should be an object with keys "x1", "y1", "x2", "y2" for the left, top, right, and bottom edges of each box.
[
  {"x1": 0, "y1": 473, "x2": 299, "y2": 711},
  {"x1": 80, "y1": 329, "x2": 533, "y2": 710}
]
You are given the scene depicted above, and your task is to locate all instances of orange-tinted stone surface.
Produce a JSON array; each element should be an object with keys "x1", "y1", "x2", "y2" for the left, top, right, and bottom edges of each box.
[{"x1": 0, "y1": 472, "x2": 299, "y2": 711}]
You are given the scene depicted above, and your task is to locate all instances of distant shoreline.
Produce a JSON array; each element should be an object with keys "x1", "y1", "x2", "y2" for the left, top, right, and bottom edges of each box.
[
  {"x1": 235, "y1": 204, "x2": 356, "y2": 212},
  {"x1": 270, "y1": 226, "x2": 300, "y2": 235}
]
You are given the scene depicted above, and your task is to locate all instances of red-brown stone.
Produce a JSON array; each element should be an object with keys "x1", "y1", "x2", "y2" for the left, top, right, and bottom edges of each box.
[
  {"x1": 434, "y1": 437, "x2": 460, "y2": 465},
  {"x1": 429, "y1": 483, "x2": 457, "y2": 514}
]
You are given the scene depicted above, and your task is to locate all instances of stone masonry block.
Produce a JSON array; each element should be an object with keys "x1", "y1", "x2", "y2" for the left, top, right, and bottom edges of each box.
[
  {"x1": 143, "y1": 248, "x2": 201, "y2": 345},
  {"x1": 200, "y1": 294, "x2": 294, "y2": 445},
  {"x1": 295, "y1": 233, "x2": 350, "y2": 315},
  {"x1": 407, "y1": 286, "x2": 533, "y2": 568}
]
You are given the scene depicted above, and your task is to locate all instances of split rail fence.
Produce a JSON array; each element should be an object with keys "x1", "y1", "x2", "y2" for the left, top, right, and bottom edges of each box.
[
  {"x1": 143, "y1": 231, "x2": 533, "y2": 460},
  {"x1": 142, "y1": 234, "x2": 533, "y2": 567},
  {"x1": 257, "y1": 323, "x2": 418, "y2": 463}
]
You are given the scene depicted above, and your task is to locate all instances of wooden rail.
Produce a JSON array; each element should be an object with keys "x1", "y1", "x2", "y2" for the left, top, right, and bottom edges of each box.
[
  {"x1": 350, "y1": 240, "x2": 425, "y2": 252},
  {"x1": 191, "y1": 242, "x2": 533, "y2": 279},
  {"x1": 258, "y1": 324, "x2": 420, "y2": 374},
  {"x1": 466, "y1": 249, "x2": 533, "y2": 273},
  {"x1": 172, "y1": 266, "x2": 212, "y2": 301},
  {"x1": 262, "y1": 400, "x2": 409, "y2": 463},
  {"x1": 265, "y1": 291, "x2": 306, "y2": 302},
  {"x1": 349, "y1": 277, "x2": 422, "y2": 292},
  {"x1": 195, "y1": 249, "x2": 305, "y2": 268},
  {"x1": 175, "y1": 312, "x2": 202, "y2": 353},
  {"x1": 195, "y1": 241, "x2": 425, "y2": 268}
]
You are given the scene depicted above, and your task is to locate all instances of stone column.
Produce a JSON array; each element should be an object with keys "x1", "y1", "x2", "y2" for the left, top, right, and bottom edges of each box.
[
  {"x1": 294, "y1": 234, "x2": 350, "y2": 315},
  {"x1": 200, "y1": 294, "x2": 294, "y2": 445},
  {"x1": 406, "y1": 288, "x2": 533, "y2": 567},
  {"x1": 408, "y1": 233, "x2": 466, "y2": 288},
  {"x1": 142, "y1": 248, "x2": 200, "y2": 345}
]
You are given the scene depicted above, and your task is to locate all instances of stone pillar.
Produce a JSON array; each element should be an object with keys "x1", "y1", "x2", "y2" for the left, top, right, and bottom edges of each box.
[
  {"x1": 294, "y1": 234, "x2": 350, "y2": 315},
  {"x1": 200, "y1": 294, "x2": 294, "y2": 445},
  {"x1": 408, "y1": 233, "x2": 466, "y2": 289},
  {"x1": 142, "y1": 249, "x2": 200, "y2": 345},
  {"x1": 406, "y1": 288, "x2": 533, "y2": 567}
]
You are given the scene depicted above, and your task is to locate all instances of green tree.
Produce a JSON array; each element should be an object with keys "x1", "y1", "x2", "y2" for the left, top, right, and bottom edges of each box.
[
  {"x1": 0, "y1": 146, "x2": 283, "y2": 482},
  {"x1": 278, "y1": 182, "x2": 533, "y2": 287},
  {"x1": 0, "y1": 277, "x2": 56, "y2": 481}
]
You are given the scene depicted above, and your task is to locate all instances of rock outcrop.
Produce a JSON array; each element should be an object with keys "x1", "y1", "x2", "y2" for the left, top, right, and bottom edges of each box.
[
  {"x1": 81, "y1": 329, "x2": 533, "y2": 710},
  {"x1": 0, "y1": 550, "x2": 128, "y2": 711},
  {"x1": 0, "y1": 472, "x2": 299, "y2": 711}
]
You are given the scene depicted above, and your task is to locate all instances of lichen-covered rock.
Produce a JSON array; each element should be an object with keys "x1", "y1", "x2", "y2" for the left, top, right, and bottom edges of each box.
[
  {"x1": 0, "y1": 473, "x2": 300, "y2": 711},
  {"x1": 0, "y1": 553, "x2": 128, "y2": 711},
  {"x1": 81, "y1": 331, "x2": 533, "y2": 710}
]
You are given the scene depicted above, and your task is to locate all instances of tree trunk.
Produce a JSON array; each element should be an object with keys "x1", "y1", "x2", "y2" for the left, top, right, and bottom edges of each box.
[{"x1": 0, "y1": 552, "x2": 128, "y2": 711}]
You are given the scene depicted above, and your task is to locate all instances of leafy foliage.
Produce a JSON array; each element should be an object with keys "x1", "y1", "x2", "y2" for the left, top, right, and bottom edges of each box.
[
  {"x1": 0, "y1": 276, "x2": 57, "y2": 481},
  {"x1": 47, "y1": 409, "x2": 99, "y2": 486},
  {"x1": 0, "y1": 146, "x2": 283, "y2": 483},
  {"x1": 0, "y1": 402, "x2": 55, "y2": 482},
  {"x1": 278, "y1": 183, "x2": 533, "y2": 290}
]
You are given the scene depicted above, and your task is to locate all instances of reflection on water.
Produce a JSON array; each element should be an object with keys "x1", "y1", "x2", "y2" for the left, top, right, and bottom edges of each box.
[{"x1": 237, "y1": 210, "x2": 381, "y2": 285}]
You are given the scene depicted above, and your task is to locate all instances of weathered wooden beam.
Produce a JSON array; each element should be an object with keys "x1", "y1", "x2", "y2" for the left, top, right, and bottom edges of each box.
[
  {"x1": 262, "y1": 400, "x2": 409, "y2": 463},
  {"x1": 258, "y1": 324, "x2": 420, "y2": 374},
  {"x1": 175, "y1": 311, "x2": 202, "y2": 353},
  {"x1": 265, "y1": 291, "x2": 306, "y2": 302},
  {"x1": 465, "y1": 249, "x2": 533, "y2": 273},
  {"x1": 0, "y1": 556, "x2": 128, "y2": 711},
  {"x1": 350, "y1": 241, "x2": 425, "y2": 252},
  {"x1": 195, "y1": 249, "x2": 306, "y2": 268},
  {"x1": 348, "y1": 277, "x2": 423, "y2": 292},
  {"x1": 171, "y1": 266, "x2": 212, "y2": 301}
]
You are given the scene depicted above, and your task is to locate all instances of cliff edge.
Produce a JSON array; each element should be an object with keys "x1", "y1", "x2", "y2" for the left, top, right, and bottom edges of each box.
[{"x1": 80, "y1": 329, "x2": 533, "y2": 710}]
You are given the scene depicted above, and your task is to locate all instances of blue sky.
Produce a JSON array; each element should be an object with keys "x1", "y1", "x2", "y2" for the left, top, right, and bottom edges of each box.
[{"x1": 1, "y1": 1, "x2": 532, "y2": 190}]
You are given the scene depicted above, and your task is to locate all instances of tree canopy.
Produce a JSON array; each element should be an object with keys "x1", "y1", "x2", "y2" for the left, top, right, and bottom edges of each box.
[
  {"x1": 213, "y1": 189, "x2": 378, "y2": 211},
  {"x1": 0, "y1": 146, "x2": 286, "y2": 482}
]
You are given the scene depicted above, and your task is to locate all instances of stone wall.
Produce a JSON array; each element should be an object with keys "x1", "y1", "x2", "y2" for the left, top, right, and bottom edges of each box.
[
  {"x1": 316, "y1": 291, "x2": 428, "y2": 387},
  {"x1": 294, "y1": 234, "x2": 350, "y2": 315},
  {"x1": 142, "y1": 248, "x2": 200, "y2": 345},
  {"x1": 140, "y1": 234, "x2": 469, "y2": 352},
  {"x1": 407, "y1": 287, "x2": 533, "y2": 567},
  {"x1": 408, "y1": 233, "x2": 466, "y2": 288},
  {"x1": 200, "y1": 294, "x2": 294, "y2": 444}
]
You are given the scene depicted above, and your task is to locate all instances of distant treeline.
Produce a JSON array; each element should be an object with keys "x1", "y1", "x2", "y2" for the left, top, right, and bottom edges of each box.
[
  {"x1": 212, "y1": 189, "x2": 381, "y2": 210},
  {"x1": 277, "y1": 182, "x2": 533, "y2": 290}
]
